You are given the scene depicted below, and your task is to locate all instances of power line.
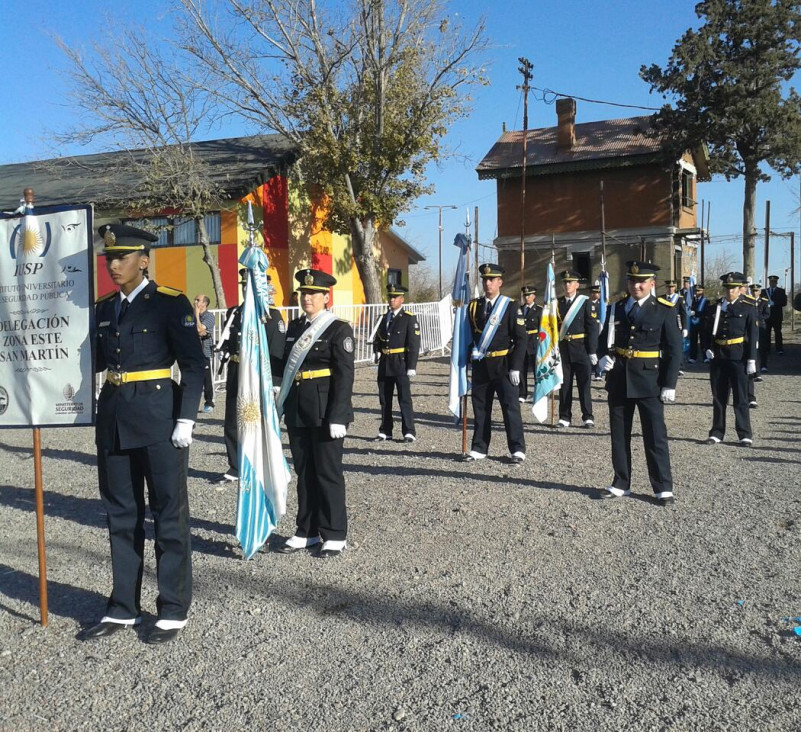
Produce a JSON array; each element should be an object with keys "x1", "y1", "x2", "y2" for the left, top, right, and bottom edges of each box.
[{"x1": 531, "y1": 86, "x2": 661, "y2": 112}]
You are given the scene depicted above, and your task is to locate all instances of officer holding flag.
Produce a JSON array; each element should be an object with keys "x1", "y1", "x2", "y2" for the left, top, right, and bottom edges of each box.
[{"x1": 463, "y1": 264, "x2": 527, "y2": 463}]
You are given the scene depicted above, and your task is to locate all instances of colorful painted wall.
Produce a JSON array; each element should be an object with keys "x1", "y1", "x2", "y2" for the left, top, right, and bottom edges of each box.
[{"x1": 95, "y1": 174, "x2": 402, "y2": 308}]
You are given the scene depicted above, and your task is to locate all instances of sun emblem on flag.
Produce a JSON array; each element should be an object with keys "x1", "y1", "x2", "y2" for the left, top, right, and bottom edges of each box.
[{"x1": 237, "y1": 396, "x2": 261, "y2": 431}]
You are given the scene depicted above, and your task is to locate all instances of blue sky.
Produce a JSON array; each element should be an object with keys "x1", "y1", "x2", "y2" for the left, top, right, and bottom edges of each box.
[{"x1": 3, "y1": 0, "x2": 799, "y2": 286}]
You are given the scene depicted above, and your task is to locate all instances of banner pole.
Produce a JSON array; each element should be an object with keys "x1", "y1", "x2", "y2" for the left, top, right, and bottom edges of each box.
[
  {"x1": 32, "y1": 427, "x2": 48, "y2": 627},
  {"x1": 461, "y1": 395, "x2": 468, "y2": 455}
]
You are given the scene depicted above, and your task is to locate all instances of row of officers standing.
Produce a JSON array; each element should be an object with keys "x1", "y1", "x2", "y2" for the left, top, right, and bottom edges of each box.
[{"x1": 81, "y1": 220, "x2": 775, "y2": 645}]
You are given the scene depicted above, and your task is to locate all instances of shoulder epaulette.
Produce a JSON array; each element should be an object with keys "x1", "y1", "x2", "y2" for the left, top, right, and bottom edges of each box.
[
  {"x1": 657, "y1": 297, "x2": 675, "y2": 307},
  {"x1": 96, "y1": 291, "x2": 117, "y2": 304},
  {"x1": 404, "y1": 309, "x2": 416, "y2": 317},
  {"x1": 742, "y1": 294, "x2": 757, "y2": 303},
  {"x1": 156, "y1": 285, "x2": 182, "y2": 297}
]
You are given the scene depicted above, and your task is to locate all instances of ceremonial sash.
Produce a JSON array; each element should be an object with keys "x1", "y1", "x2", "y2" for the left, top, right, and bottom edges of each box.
[
  {"x1": 472, "y1": 295, "x2": 512, "y2": 360},
  {"x1": 558, "y1": 294, "x2": 588, "y2": 341},
  {"x1": 712, "y1": 303, "x2": 722, "y2": 337},
  {"x1": 276, "y1": 309, "x2": 337, "y2": 413}
]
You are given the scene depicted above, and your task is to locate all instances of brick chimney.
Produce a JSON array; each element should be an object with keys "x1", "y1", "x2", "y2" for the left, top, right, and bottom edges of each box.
[{"x1": 556, "y1": 97, "x2": 576, "y2": 151}]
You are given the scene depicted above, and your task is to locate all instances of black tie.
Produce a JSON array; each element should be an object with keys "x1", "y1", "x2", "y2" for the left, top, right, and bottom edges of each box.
[
  {"x1": 485, "y1": 300, "x2": 493, "y2": 318},
  {"x1": 119, "y1": 298, "x2": 129, "y2": 322},
  {"x1": 523, "y1": 305, "x2": 529, "y2": 316},
  {"x1": 386, "y1": 311, "x2": 394, "y2": 329}
]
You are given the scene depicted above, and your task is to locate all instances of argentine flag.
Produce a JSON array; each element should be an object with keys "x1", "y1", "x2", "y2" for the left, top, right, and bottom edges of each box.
[
  {"x1": 235, "y1": 236, "x2": 289, "y2": 559},
  {"x1": 598, "y1": 269, "x2": 609, "y2": 331},
  {"x1": 447, "y1": 233, "x2": 472, "y2": 419},
  {"x1": 532, "y1": 263, "x2": 564, "y2": 423}
]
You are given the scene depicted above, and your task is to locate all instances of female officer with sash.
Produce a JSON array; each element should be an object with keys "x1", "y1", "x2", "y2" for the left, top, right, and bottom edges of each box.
[{"x1": 275, "y1": 269, "x2": 355, "y2": 558}]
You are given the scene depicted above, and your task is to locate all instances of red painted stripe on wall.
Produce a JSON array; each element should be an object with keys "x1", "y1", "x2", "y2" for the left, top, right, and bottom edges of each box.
[
  {"x1": 96, "y1": 256, "x2": 115, "y2": 298},
  {"x1": 218, "y1": 243, "x2": 240, "y2": 306},
  {"x1": 262, "y1": 176, "x2": 288, "y2": 249}
]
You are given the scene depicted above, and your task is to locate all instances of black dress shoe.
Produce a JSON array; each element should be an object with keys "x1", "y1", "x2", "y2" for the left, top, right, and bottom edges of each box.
[
  {"x1": 145, "y1": 626, "x2": 181, "y2": 645},
  {"x1": 80, "y1": 621, "x2": 131, "y2": 640},
  {"x1": 275, "y1": 541, "x2": 319, "y2": 554},
  {"x1": 657, "y1": 496, "x2": 675, "y2": 507},
  {"x1": 596, "y1": 488, "x2": 631, "y2": 500}
]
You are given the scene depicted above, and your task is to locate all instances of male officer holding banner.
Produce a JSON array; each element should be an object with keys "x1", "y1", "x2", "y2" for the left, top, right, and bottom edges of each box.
[{"x1": 463, "y1": 264, "x2": 527, "y2": 463}]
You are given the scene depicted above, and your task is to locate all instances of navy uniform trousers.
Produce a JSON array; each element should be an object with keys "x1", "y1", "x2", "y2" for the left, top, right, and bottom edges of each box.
[
  {"x1": 600, "y1": 296, "x2": 682, "y2": 495},
  {"x1": 710, "y1": 360, "x2": 752, "y2": 440},
  {"x1": 471, "y1": 358, "x2": 525, "y2": 455},
  {"x1": 98, "y1": 440, "x2": 192, "y2": 620},
  {"x1": 379, "y1": 374, "x2": 415, "y2": 437},
  {"x1": 608, "y1": 394, "x2": 672, "y2": 494}
]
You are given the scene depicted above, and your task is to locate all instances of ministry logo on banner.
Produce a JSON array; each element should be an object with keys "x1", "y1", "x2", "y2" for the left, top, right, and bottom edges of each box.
[{"x1": 0, "y1": 205, "x2": 95, "y2": 427}]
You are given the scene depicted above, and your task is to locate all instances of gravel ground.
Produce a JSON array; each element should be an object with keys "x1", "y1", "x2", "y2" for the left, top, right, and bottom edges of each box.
[{"x1": 1, "y1": 333, "x2": 800, "y2": 731}]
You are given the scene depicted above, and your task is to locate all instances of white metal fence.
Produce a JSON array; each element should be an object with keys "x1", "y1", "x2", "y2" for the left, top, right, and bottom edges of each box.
[
  {"x1": 207, "y1": 300, "x2": 449, "y2": 387},
  {"x1": 95, "y1": 300, "x2": 451, "y2": 396}
]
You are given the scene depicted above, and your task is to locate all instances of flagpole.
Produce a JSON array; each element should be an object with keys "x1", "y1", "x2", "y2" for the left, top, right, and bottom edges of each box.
[
  {"x1": 33, "y1": 427, "x2": 48, "y2": 627},
  {"x1": 550, "y1": 237, "x2": 556, "y2": 427},
  {"x1": 462, "y1": 209, "x2": 471, "y2": 455}
]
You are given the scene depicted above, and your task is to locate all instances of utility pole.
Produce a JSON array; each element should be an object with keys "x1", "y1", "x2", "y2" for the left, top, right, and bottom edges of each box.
[
  {"x1": 424, "y1": 204, "x2": 457, "y2": 299},
  {"x1": 763, "y1": 200, "x2": 770, "y2": 286},
  {"x1": 517, "y1": 57, "x2": 533, "y2": 285},
  {"x1": 791, "y1": 230, "x2": 795, "y2": 331}
]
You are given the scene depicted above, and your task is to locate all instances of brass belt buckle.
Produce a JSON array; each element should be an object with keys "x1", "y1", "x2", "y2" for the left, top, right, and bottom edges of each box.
[
  {"x1": 294, "y1": 372, "x2": 302, "y2": 382},
  {"x1": 625, "y1": 348, "x2": 634, "y2": 358},
  {"x1": 107, "y1": 371, "x2": 123, "y2": 386}
]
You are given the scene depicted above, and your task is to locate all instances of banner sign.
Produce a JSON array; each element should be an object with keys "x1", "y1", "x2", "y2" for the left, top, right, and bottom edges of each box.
[{"x1": 0, "y1": 204, "x2": 95, "y2": 427}]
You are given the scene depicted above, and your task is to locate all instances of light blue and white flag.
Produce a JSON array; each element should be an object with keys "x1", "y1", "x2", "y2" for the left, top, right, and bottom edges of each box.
[
  {"x1": 532, "y1": 262, "x2": 563, "y2": 423},
  {"x1": 683, "y1": 272, "x2": 696, "y2": 353},
  {"x1": 598, "y1": 268, "x2": 609, "y2": 330},
  {"x1": 235, "y1": 205, "x2": 289, "y2": 559},
  {"x1": 448, "y1": 233, "x2": 472, "y2": 418}
]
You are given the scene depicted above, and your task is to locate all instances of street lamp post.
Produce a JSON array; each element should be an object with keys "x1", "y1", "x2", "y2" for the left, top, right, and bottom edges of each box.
[{"x1": 424, "y1": 204, "x2": 458, "y2": 299}]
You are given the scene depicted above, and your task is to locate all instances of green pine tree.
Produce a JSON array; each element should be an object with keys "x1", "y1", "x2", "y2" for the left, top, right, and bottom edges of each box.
[{"x1": 641, "y1": 0, "x2": 801, "y2": 278}]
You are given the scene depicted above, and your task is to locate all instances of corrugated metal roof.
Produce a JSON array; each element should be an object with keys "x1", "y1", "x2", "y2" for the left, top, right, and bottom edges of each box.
[
  {"x1": 0, "y1": 134, "x2": 298, "y2": 209},
  {"x1": 476, "y1": 115, "x2": 667, "y2": 179}
]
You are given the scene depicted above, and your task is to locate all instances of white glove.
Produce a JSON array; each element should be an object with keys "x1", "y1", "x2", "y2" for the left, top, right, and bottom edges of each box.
[
  {"x1": 589, "y1": 354, "x2": 598, "y2": 366},
  {"x1": 705, "y1": 349, "x2": 714, "y2": 361},
  {"x1": 599, "y1": 355, "x2": 615, "y2": 372},
  {"x1": 660, "y1": 388, "x2": 676, "y2": 404},
  {"x1": 682, "y1": 329, "x2": 688, "y2": 338},
  {"x1": 171, "y1": 419, "x2": 194, "y2": 448},
  {"x1": 407, "y1": 369, "x2": 416, "y2": 377},
  {"x1": 329, "y1": 423, "x2": 347, "y2": 439},
  {"x1": 746, "y1": 359, "x2": 756, "y2": 375},
  {"x1": 272, "y1": 385, "x2": 281, "y2": 396},
  {"x1": 373, "y1": 353, "x2": 380, "y2": 364},
  {"x1": 509, "y1": 370, "x2": 520, "y2": 386}
]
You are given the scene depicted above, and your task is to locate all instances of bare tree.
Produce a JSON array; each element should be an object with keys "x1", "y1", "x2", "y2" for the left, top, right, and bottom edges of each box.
[
  {"x1": 408, "y1": 262, "x2": 440, "y2": 302},
  {"x1": 178, "y1": 0, "x2": 487, "y2": 302},
  {"x1": 55, "y1": 28, "x2": 229, "y2": 306}
]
